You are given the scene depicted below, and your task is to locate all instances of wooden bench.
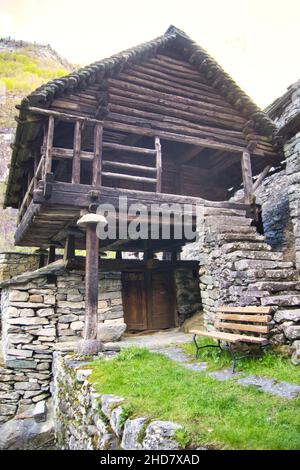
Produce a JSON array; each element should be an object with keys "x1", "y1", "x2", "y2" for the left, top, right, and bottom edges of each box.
[{"x1": 191, "y1": 306, "x2": 273, "y2": 373}]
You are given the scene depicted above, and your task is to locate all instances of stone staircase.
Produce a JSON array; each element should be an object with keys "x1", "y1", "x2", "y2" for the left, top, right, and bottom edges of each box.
[{"x1": 197, "y1": 205, "x2": 300, "y2": 363}]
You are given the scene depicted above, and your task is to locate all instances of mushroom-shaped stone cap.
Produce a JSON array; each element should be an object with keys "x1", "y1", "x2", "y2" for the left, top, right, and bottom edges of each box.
[{"x1": 77, "y1": 213, "x2": 108, "y2": 228}]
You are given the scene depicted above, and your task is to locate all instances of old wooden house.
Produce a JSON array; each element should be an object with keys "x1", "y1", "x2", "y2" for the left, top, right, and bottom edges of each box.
[{"x1": 4, "y1": 26, "x2": 282, "y2": 347}]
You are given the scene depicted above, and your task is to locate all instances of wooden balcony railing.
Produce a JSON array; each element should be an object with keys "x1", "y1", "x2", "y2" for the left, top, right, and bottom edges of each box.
[{"x1": 18, "y1": 107, "x2": 163, "y2": 222}]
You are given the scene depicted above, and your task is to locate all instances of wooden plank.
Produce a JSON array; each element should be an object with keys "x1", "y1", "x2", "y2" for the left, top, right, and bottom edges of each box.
[
  {"x1": 24, "y1": 106, "x2": 104, "y2": 125},
  {"x1": 179, "y1": 146, "x2": 204, "y2": 165},
  {"x1": 215, "y1": 322, "x2": 270, "y2": 334},
  {"x1": 253, "y1": 165, "x2": 271, "y2": 192},
  {"x1": 215, "y1": 314, "x2": 272, "y2": 323},
  {"x1": 241, "y1": 150, "x2": 254, "y2": 204},
  {"x1": 50, "y1": 147, "x2": 93, "y2": 161},
  {"x1": 103, "y1": 141, "x2": 156, "y2": 155},
  {"x1": 102, "y1": 172, "x2": 157, "y2": 184},
  {"x1": 84, "y1": 224, "x2": 99, "y2": 340},
  {"x1": 190, "y1": 329, "x2": 268, "y2": 344},
  {"x1": 103, "y1": 161, "x2": 156, "y2": 173},
  {"x1": 72, "y1": 120, "x2": 82, "y2": 184},
  {"x1": 44, "y1": 116, "x2": 54, "y2": 175},
  {"x1": 216, "y1": 306, "x2": 273, "y2": 314},
  {"x1": 92, "y1": 122, "x2": 103, "y2": 186},
  {"x1": 155, "y1": 136, "x2": 162, "y2": 193}
]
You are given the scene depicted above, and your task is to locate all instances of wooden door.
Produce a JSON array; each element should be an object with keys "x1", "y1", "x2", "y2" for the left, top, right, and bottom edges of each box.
[
  {"x1": 122, "y1": 272, "x2": 148, "y2": 330},
  {"x1": 148, "y1": 270, "x2": 175, "y2": 330}
]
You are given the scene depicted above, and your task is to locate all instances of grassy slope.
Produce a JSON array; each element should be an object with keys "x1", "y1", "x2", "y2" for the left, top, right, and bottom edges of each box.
[
  {"x1": 0, "y1": 41, "x2": 73, "y2": 250},
  {"x1": 90, "y1": 347, "x2": 300, "y2": 450}
]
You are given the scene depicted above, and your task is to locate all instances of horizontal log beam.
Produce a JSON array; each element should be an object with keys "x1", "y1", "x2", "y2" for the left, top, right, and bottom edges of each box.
[
  {"x1": 102, "y1": 171, "x2": 157, "y2": 184},
  {"x1": 103, "y1": 160, "x2": 157, "y2": 173}
]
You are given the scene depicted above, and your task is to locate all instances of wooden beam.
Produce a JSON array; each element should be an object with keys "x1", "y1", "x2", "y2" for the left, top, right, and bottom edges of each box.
[
  {"x1": 47, "y1": 245, "x2": 56, "y2": 264},
  {"x1": 155, "y1": 136, "x2": 162, "y2": 192},
  {"x1": 72, "y1": 120, "x2": 82, "y2": 184},
  {"x1": 84, "y1": 224, "x2": 99, "y2": 340},
  {"x1": 253, "y1": 165, "x2": 271, "y2": 192},
  {"x1": 92, "y1": 123, "x2": 103, "y2": 186},
  {"x1": 21, "y1": 105, "x2": 104, "y2": 125},
  {"x1": 241, "y1": 150, "x2": 254, "y2": 204},
  {"x1": 63, "y1": 234, "x2": 75, "y2": 262},
  {"x1": 44, "y1": 116, "x2": 55, "y2": 175}
]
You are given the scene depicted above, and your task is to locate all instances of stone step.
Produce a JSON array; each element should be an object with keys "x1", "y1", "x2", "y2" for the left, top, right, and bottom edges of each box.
[
  {"x1": 205, "y1": 216, "x2": 252, "y2": 226},
  {"x1": 235, "y1": 259, "x2": 294, "y2": 271},
  {"x1": 211, "y1": 225, "x2": 257, "y2": 235},
  {"x1": 221, "y1": 242, "x2": 272, "y2": 254},
  {"x1": 225, "y1": 251, "x2": 284, "y2": 262},
  {"x1": 262, "y1": 294, "x2": 300, "y2": 307},
  {"x1": 218, "y1": 233, "x2": 265, "y2": 243},
  {"x1": 252, "y1": 281, "x2": 300, "y2": 292},
  {"x1": 203, "y1": 207, "x2": 246, "y2": 217},
  {"x1": 246, "y1": 269, "x2": 298, "y2": 281}
]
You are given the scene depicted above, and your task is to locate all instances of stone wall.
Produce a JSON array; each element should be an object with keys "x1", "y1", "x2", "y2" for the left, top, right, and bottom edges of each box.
[
  {"x1": 0, "y1": 268, "x2": 124, "y2": 423},
  {"x1": 175, "y1": 268, "x2": 202, "y2": 324},
  {"x1": 53, "y1": 352, "x2": 184, "y2": 450},
  {"x1": 0, "y1": 252, "x2": 40, "y2": 282}
]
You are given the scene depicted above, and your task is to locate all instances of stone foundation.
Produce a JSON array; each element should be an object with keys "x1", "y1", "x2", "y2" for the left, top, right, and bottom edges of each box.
[
  {"x1": 0, "y1": 252, "x2": 40, "y2": 282},
  {"x1": 0, "y1": 266, "x2": 124, "y2": 423},
  {"x1": 53, "y1": 353, "x2": 184, "y2": 450}
]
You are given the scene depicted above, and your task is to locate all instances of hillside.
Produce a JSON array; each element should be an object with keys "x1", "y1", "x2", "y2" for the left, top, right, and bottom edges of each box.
[{"x1": 0, "y1": 38, "x2": 74, "y2": 251}]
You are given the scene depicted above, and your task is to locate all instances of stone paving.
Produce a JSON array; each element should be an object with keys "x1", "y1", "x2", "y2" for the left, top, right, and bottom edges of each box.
[{"x1": 151, "y1": 345, "x2": 300, "y2": 400}]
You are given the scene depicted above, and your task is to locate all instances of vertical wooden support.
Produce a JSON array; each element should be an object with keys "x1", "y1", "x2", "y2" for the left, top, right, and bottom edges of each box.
[
  {"x1": 84, "y1": 224, "x2": 99, "y2": 340},
  {"x1": 155, "y1": 136, "x2": 162, "y2": 193},
  {"x1": 241, "y1": 150, "x2": 253, "y2": 204},
  {"x1": 72, "y1": 120, "x2": 82, "y2": 184},
  {"x1": 33, "y1": 152, "x2": 39, "y2": 189},
  {"x1": 47, "y1": 245, "x2": 56, "y2": 264},
  {"x1": 63, "y1": 234, "x2": 75, "y2": 262},
  {"x1": 44, "y1": 116, "x2": 55, "y2": 176},
  {"x1": 92, "y1": 123, "x2": 103, "y2": 186}
]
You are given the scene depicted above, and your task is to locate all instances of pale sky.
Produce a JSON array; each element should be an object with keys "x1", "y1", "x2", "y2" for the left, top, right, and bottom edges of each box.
[{"x1": 1, "y1": 0, "x2": 299, "y2": 108}]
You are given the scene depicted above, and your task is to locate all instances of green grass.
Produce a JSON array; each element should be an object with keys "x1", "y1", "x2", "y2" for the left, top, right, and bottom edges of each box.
[
  {"x1": 90, "y1": 347, "x2": 300, "y2": 450},
  {"x1": 181, "y1": 339, "x2": 300, "y2": 385}
]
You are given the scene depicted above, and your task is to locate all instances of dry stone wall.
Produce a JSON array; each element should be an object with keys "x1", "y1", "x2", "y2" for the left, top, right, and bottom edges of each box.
[
  {"x1": 175, "y1": 268, "x2": 202, "y2": 325},
  {"x1": 53, "y1": 353, "x2": 184, "y2": 450},
  {"x1": 0, "y1": 268, "x2": 124, "y2": 423}
]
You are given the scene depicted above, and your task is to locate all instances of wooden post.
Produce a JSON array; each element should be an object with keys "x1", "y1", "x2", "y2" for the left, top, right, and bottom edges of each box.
[
  {"x1": 241, "y1": 150, "x2": 253, "y2": 204},
  {"x1": 63, "y1": 234, "x2": 75, "y2": 262},
  {"x1": 44, "y1": 116, "x2": 55, "y2": 176},
  {"x1": 155, "y1": 136, "x2": 162, "y2": 193},
  {"x1": 72, "y1": 120, "x2": 82, "y2": 184},
  {"x1": 92, "y1": 123, "x2": 103, "y2": 186},
  {"x1": 84, "y1": 224, "x2": 99, "y2": 340},
  {"x1": 47, "y1": 245, "x2": 56, "y2": 264}
]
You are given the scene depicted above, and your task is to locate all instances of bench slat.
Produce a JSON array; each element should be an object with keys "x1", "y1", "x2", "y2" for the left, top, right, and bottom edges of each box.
[
  {"x1": 215, "y1": 321, "x2": 270, "y2": 334},
  {"x1": 190, "y1": 329, "x2": 268, "y2": 344},
  {"x1": 216, "y1": 306, "x2": 273, "y2": 314},
  {"x1": 215, "y1": 313, "x2": 272, "y2": 323}
]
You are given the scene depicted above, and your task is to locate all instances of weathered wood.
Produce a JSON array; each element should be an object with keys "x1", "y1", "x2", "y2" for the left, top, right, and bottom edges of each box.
[
  {"x1": 23, "y1": 106, "x2": 104, "y2": 125},
  {"x1": 72, "y1": 120, "x2": 82, "y2": 184},
  {"x1": 215, "y1": 321, "x2": 270, "y2": 334},
  {"x1": 179, "y1": 146, "x2": 204, "y2": 164},
  {"x1": 102, "y1": 171, "x2": 157, "y2": 184},
  {"x1": 44, "y1": 116, "x2": 55, "y2": 175},
  {"x1": 63, "y1": 234, "x2": 75, "y2": 262},
  {"x1": 84, "y1": 224, "x2": 99, "y2": 340},
  {"x1": 215, "y1": 313, "x2": 272, "y2": 323},
  {"x1": 103, "y1": 141, "x2": 156, "y2": 155},
  {"x1": 253, "y1": 165, "x2": 271, "y2": 192},
  {"x1": 241, "y1": 150, "x2": 254, "y2": 204},
  {"x1": 155, "y1": 136, "x2": 162, "y2": 192},
  {"x1": 92, "y1": 123, "x2": 103, "y2": 186},
  {"x1": 190, "y1": 329, "x2": 268, "y2": 344},
  {"x1": 47, "y1": 245, "x2": 56, "y2": 264},
  {"x1": 103, "y1": 160, "x2": 156, "y2": 173},
  {"x1": 216, "y1": 306, "x2": 273, "y2": 314}
]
